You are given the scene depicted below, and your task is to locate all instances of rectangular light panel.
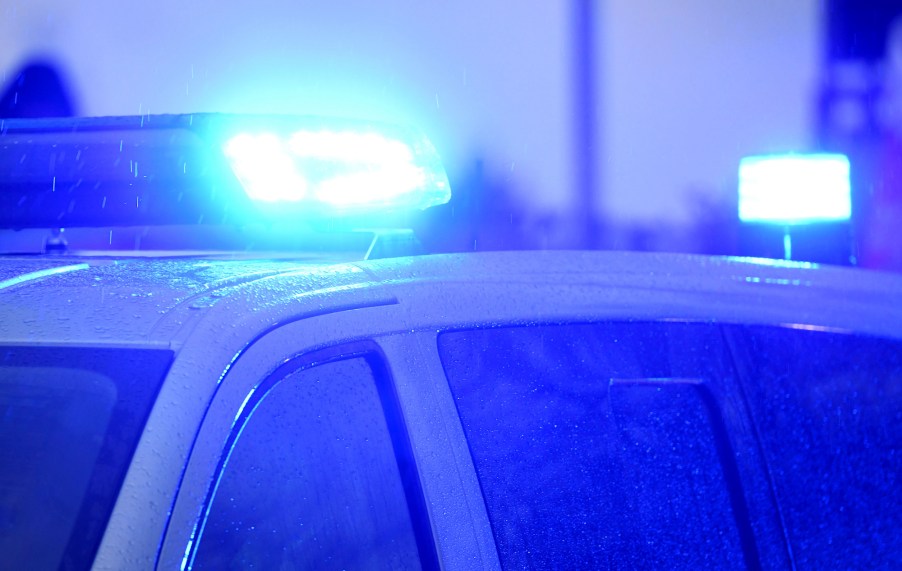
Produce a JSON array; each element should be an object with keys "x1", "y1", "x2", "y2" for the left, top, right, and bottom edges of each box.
[{"x1": 738, "y1": 154, "x2": 851, "y2": 224}]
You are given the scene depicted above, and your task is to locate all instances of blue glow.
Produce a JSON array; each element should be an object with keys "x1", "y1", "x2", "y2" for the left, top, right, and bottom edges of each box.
[
  {"x1": 738, "y1": 154, "x2": 851, "y2": 224},
  {"x1": 287, "y1": 131, "x2": 414, "y2": 163},
  {"x1": 223, "y1": 128, "x2": 450, "y2": 213},
  {"x1": 222, "y1": 133, "x2": 309, "y2": 202},
  {"x1": 727, "y1": 256, "x2": 818, "y2": 269},
  {"x1": 180, "y1": 538, "x2": 193, "y2": 571}
]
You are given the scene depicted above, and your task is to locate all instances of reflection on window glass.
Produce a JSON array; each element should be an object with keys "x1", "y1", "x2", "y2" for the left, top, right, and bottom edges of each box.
[
  {"x1": 730, "y1": 326, "x2": 902, "y2": 569},
  {"x1": 439, "y1": 322, "x2": 755, "y2": 570},
  {"x1": 194, "y1": 357, "x2": 423, "y2": 570}
]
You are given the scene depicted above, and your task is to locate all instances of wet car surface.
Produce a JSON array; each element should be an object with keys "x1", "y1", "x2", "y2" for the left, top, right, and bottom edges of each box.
[{"x1": 2, "y1": 250, "x2": 901, "y2": 569}]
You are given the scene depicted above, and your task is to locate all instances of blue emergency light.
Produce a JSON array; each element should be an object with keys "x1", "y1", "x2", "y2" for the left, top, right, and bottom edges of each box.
[
  {"x1": 223, "y1": 129, "x2": 448, "y2": 211},
  {"x1": 738, "y1": 154, "x2": 851, "y2": 224},
  {"x1": 738, "y1": 153, "x2": 852, "y2": 262},
  {"x1": 0, "y1": 114, "x2": 451, "y2": 228}
]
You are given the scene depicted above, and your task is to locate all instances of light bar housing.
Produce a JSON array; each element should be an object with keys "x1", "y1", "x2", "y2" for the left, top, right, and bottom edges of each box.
[{"x1": 0, "y1": 114, "x2": 451, "y2": 228}]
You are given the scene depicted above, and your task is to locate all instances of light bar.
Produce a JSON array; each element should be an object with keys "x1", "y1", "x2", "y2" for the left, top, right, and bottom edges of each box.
[
  {"x1": 222, "y1": 128, "x2": 449, "y2": 213},
  {"x1": 738, "y1": 154, "x2": 851, "y2": 224},
  {"x1": 0, "y1": 114, "x2": 452, "y2": 229}
]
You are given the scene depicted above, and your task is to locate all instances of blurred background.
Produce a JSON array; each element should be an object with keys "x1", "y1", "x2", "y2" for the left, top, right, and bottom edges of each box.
[{"x1": 1, "y1": 0, "x2": 901, "y2": 269}]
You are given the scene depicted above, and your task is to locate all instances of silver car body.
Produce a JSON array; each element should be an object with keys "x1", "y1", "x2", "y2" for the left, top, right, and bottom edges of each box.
[{"x1": 2, "y1": 251, "x2": 901, "y2": 569}]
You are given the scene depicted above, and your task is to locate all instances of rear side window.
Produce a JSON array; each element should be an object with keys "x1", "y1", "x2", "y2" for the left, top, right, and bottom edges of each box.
[
  {"x1": 439, "y1": 322, "x2": 758, "y2": 569},
  {"x1": 728, "y1": 325, "x2": 902, "y2": 569},
  {"x1": 0, "y1": 346, "x2": 173, "y2": 571},
  {"x1": 192, "y1": 354, "x2": 436, "y2": 570}
]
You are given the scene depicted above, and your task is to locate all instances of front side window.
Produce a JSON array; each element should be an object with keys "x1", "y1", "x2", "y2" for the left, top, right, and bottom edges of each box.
[{"x1": 192, "y1": 354, "x2": 435, "y2": 570}]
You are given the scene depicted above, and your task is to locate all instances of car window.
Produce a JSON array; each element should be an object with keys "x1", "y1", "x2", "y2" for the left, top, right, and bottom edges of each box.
[
  {"x1": 438, "y1": 322, "x2": 758, "y2": 570},
  {"x1": 0, "y1": 346, "x2": 172, "y2": 571},
  {"x1": 192, "y1": 355, "x2": 433, "y2": 570},
  {"x1": 727, "y1": 325, "x2": 902, "y2": 569}
]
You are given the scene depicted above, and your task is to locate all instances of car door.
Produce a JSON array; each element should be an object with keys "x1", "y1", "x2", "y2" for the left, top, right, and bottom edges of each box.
[{"x1": 155, "y1": 299, "x2": 500, "y2": 571}]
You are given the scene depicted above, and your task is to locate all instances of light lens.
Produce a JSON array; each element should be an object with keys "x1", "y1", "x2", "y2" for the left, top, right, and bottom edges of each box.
[
  {"x1": 222, "y1": 133, "x2": 309, "y2": 202},
  {"x1": 738, "y1": 154, "x2": 851, "y2": 224},
  {"x1": 223, "y1": 128, "x2": 450, "y2": 213}
]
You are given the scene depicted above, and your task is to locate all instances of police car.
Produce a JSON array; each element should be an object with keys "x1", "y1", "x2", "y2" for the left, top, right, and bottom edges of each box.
[{"x1": 1, "y1": 115, "x2": 901, "y2": 570}]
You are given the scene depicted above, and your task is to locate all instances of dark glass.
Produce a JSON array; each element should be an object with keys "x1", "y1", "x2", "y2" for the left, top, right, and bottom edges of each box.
[
  {"x1": 439, "y1": 322, "x2": 756, "y2": 570},
  {"x1": 0, "y1": 346, "x2": 172, "y2": 571},
  {"x1": 194, "y1": 357, "x2": 424, "y2": 570},
  {"x1": 728, "y1": 325, "x2": 902, "y2": 569}
]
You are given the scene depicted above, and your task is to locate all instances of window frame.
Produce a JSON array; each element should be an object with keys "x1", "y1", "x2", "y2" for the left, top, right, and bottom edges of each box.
[
  {"x1": 154, "y1": 301, "x2": 504, "y2": 571},
  {"x1": 186, "y1": 342, "x2": 438, "y2": 570}
]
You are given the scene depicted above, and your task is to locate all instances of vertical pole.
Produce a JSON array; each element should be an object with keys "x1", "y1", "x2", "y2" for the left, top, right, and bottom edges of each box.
[
  {"x1": 783, "y1": 226, "x2": 792, "y2": 261},
  {"x1": 573, "y1": 0, "x2": 598, "y2": 248}
]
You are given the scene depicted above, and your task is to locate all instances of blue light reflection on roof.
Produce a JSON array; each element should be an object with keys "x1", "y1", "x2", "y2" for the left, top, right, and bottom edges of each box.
[
  {"x1": 726, "y1": 256, "x2": 819, "y2": 270},
  {"x1": 738, "y1": 154, "x2": 851, "y2": 224}
]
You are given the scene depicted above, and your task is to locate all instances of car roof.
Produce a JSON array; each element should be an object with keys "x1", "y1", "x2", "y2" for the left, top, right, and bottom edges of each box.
[
  {"x1": 1, "y1": 251, "x2": 901, "y2": 347},
  {"x1": 0, "y1": 255, "x2": 367, "y2": 347}
]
